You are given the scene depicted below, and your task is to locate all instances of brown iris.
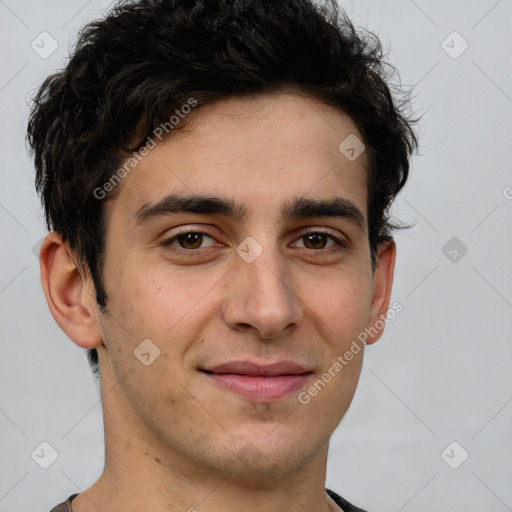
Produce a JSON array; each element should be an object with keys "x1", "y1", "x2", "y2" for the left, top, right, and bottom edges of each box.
[
  {"x1": 302, "y1": 233, "x2": 329, "y2": 249},
  {"x1": 177, "y1": 233, "x2": 204, "y2": 249}
]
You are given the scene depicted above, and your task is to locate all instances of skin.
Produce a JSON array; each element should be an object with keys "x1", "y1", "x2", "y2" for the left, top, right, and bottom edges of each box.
[{"x1": 40, "y1": 92, "x2": 396, "y2": 512}]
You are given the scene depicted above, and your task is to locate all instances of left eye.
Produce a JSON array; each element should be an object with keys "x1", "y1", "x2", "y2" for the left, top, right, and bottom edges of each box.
[
  {"x1": 162, "y1": 232, "x2": 217, "y2": 250},
  {"x1": 293, "y1": 232, "x2": 341, "y2": 250}
]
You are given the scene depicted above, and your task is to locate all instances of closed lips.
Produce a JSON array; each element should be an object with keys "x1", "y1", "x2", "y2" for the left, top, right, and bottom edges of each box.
[
  {"x1": 199, "y1": 360, "x2": 312, "y2": 376},
  {"x1": 199, "y1": 360, "x2": 313, "y2": 402}
]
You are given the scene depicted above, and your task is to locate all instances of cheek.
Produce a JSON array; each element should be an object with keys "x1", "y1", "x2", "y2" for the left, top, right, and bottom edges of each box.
[
  {"x1": 104, "y1": 258, "x2": 225, "y2": 346},
  {"x1": 303, "y1": 268, "x2": 374, "y2": 342}
]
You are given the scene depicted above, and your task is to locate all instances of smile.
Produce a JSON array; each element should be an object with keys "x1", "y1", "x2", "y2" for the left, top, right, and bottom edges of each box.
[{"x1": 199, "y1": 360, "x2": 313, "y2": 402}]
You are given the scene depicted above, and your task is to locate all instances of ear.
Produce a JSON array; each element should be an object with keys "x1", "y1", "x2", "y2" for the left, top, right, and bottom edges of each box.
[
  {"x1": 365, "y1": 240, "x2": 396, "y2": 345},
  {"x1": 39, "y1": 231, "x2": 104, "y2": 349}
]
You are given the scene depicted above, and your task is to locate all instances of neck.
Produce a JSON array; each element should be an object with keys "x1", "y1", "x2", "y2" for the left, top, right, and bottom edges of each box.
[
  {"x1": 71, "y1": 359, "x2": 341, "y2": 512},
  {"x1": 74, "y1": 432, "x2": 337, "y2": 512},
  {"x1": 73, "y1": 447, "x2": 339, "y2": 512}
]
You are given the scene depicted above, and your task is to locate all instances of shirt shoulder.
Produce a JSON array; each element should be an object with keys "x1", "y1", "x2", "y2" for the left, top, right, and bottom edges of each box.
[
  {"x1": 48, "y1": 493, "x2": 79, "y2": 512},
  {"x1": 326, "y1": 488, "x2": 371, "y2": 512}
]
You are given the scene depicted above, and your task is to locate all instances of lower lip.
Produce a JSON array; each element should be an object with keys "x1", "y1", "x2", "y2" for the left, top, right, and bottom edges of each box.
[{"x1": 203, "y1": 373, "x2": 312, "y2": 402}]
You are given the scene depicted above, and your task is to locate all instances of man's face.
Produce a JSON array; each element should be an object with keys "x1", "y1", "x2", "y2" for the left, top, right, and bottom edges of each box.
[{"x1": 93, "y1": 92, "x2": 387, "y2": 480}]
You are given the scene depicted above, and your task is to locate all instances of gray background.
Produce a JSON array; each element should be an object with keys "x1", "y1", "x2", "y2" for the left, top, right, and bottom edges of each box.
[{"x1": 1, "y1": 0, "x2": 511, "y2": 511}]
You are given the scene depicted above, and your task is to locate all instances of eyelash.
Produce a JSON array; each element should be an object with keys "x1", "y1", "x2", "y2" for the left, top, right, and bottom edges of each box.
[{"x1": 159, "y1": 229, "x2": 348, "y2": 255}]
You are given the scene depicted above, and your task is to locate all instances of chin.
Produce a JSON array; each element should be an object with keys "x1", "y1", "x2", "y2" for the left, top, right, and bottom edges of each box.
[{"x1": 212, "y1": 427, "x2": 328, "y2": 481}]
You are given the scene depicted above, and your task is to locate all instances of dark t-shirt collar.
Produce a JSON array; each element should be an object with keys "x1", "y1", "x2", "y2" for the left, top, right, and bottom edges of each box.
[{"x1": 50, "y1": 489, "x2": 370, "y2": 512}]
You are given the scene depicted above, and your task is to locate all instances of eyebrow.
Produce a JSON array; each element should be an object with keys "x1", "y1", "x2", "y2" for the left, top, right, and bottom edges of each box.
[{"x1": 134, "y1": 193, "x2": 366, "y2": 232}]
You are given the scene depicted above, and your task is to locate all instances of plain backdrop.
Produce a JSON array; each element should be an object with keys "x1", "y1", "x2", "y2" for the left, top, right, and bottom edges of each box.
[{"x1": 1, "y1": 1, "x2": 511, "y2": 511}]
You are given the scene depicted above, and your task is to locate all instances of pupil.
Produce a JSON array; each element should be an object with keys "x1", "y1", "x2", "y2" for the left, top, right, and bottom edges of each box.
[
  {"x1": 180, "y1": 233, "x2": 202, "y2": 249},
  {"x1": 306, "y1": 233, "x2": 326, "y2": 249}
]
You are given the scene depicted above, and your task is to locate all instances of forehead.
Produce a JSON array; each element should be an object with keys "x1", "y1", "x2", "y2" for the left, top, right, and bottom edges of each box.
[{"x1": 106, "y1": 92, "x2": 369, "y2": 226}]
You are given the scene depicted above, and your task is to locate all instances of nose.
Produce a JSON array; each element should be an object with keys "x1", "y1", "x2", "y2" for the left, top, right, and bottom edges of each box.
[{"x1": 221, "y1": 245, "x2": 303, "y2": 340}]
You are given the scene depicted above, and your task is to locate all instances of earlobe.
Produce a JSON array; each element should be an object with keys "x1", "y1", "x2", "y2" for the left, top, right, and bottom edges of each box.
[
  {"x1": 365, "y1": 240, "x2": 396, "y2": 345},
  {"x1": 39, "y1": 231, "x2": 103, "y2": 349}
]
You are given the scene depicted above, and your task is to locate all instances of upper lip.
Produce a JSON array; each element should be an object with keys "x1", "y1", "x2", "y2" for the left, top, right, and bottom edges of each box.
[{"x1": 201, "y1": 360, "x2": 311, "y2": 376}]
